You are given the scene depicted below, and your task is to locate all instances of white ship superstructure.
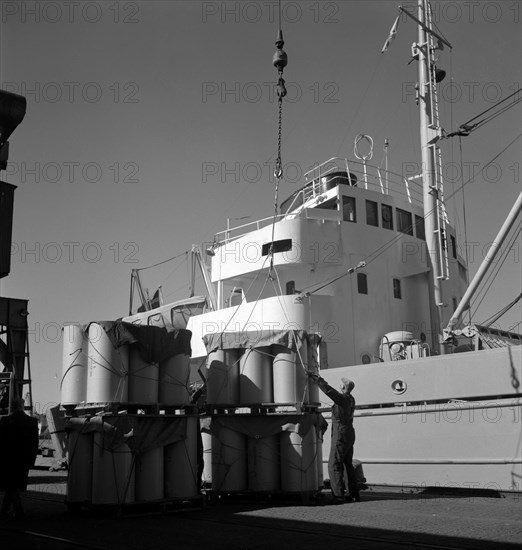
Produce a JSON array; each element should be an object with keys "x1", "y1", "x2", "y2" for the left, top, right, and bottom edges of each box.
[{"x1": 188, "y1": 157, "x2": 467, "y2": 368}]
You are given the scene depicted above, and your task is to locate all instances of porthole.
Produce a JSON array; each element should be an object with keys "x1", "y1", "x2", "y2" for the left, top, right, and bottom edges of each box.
[{"x1": 391, "y1": 379, "x2": 407, "y2": 394}]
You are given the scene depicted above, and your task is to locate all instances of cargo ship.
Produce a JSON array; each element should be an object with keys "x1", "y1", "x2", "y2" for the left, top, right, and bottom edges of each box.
[{"x1": 57, "y1": 0, "x2": 522, "y2": 496}]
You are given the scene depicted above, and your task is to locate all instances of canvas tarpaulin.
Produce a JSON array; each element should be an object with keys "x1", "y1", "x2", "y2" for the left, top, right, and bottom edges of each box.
[
  {"x1": 203, "y1": 330, "x2": 321, "y2": 355},
  {"x1": 84, "y1": 321, "x2": 192, "y2": 362},
  {"x1": 66, "y1": 415, "x2": 193, "y2": 454},
  {"x1": 200, "y1": 413, "x2": 325, "y2": 440}
]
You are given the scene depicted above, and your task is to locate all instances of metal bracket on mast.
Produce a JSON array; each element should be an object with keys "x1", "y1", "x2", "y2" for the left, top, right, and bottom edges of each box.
[{"x1": 399, "y1": 5, "x2": 452, "y2": 50}]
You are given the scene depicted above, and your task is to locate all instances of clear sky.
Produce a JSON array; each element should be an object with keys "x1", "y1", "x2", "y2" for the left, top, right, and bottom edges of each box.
[{"x1": 1, "y1": 1, "x2": 521, "y2": 411}]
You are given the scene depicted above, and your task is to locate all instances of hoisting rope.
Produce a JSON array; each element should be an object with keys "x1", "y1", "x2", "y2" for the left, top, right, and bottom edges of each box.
[{"x1": 269, "y1": 0, "x2": 288, "y2": 275}]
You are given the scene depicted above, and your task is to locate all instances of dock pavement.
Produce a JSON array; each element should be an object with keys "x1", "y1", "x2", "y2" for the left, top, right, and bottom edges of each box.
[{"x1": 0, "y1": 465, "x2": 520, "y2": 550}]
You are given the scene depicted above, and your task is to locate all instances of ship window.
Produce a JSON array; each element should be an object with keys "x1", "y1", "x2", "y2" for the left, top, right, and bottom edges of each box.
[
  {"x1": 262, "y1": 239, "x2": 292, "y2": 256},
  {"x1": 366, "y1": 200, "x2": 378, "y2": 227},
  {"x1": 342, "y1": 196, "x2": 356, "y2": 222},
  {"x1": 393, "y1": 278, "x2": 402, "y2": 299},
  {"x1": 230, "y1": 287, "x2": 244, "y2": 306},
  {"x1": 397, "y1": 208, "x2": 413, "y2": 235},
  {"x1": 171, "y1": 302, "x2": 206, "y2": 327},
  {"x1": 451, "y1": 235, "x2": 457, "y2": 259},
  {"x1": 357, "y1": 273, "x2": 368, "y2": 294},
  {"x1": 415, "y1": 215, "x2": 425, "y2": 240},
  {"x1": 147, "y1": 313, "x2": 165, "y2": 327},
  {"x1": 452, "y1": 297, "x2": 458, "y2": 311},
  {"x1": 280, "y1": 190, "x2": 304, "y2": 214},
  {"x1": 458, "y1": 263, "x2": 467, "y2": 281},
  {"x1": 286, "y1": 280, "x2": 295, "y2": 295},
  {"x1": 382, "y1": 204, "x2": 393, "y2": 230}
]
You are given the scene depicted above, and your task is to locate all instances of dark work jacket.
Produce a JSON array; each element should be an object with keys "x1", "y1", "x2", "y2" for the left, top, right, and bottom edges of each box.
[
  {"x1": 317, "y1": 378, "x2": 355, "y2": 445},
  {"x1": 0, "y1": 411, "x2": 39, "y2": 490}
]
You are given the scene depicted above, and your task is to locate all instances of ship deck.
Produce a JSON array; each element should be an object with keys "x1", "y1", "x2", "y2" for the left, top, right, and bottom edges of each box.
[{"x1": 1, "y1": 463, "x2": 520, "y2": 550}]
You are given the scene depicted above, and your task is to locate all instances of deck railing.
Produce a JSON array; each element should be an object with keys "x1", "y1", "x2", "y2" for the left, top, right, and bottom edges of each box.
[
  {"x1": 214, "y1": 157, "x2": 424, "y2": 246},
  {"x1": 290, "y1": 157, "x2": 424, "y2": 213},
  {"x1": 214, "y1": 214, "x2": 288, "y2": 245}
]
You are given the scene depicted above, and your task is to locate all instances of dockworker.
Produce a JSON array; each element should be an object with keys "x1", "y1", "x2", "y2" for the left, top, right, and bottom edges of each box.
[
  {"x1": 189, "y1": 381, "x2": 206, "y2": 493},
  {"x1": 0, "y1": 397, "x2": 39, "y2": 519},
  {"x1": 307, "y1": 373, "x2": 360, "y2": 503}
]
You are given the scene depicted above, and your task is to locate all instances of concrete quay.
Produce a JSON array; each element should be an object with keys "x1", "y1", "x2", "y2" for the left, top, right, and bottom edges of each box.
[{"x1": 0, "y1": 468, "x2": 520, "y2": 550}]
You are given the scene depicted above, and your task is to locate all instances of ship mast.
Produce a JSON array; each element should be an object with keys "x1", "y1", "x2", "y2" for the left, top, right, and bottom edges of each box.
[{"x1": 413, "y1": 0, "x2": 449, "y2": 352}]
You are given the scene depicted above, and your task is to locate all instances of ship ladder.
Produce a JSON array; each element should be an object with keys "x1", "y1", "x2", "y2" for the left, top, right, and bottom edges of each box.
[{"x1": 431, "y1": 144, "x2": 450, "y2": 281}]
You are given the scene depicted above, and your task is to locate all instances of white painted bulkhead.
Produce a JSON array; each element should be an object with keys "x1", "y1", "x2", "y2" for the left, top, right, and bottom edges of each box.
[{"x1": 200, "y1": 185, "x2": 467, "y2": 369}]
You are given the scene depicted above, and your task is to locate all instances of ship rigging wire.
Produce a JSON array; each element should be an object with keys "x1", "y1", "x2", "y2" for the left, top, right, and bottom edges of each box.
[
  {"x1": 481, "y1": 292, "x2": 522, "y2": 329},
  {"x1": 443, "y1": 88, "x2": 522, "y2": 138},
  {"x1": 428, "y1": 4, "x2": 451, "y2": 49},
  {"x1": 469, "y1": 219, "x2": 522, "y2": 323},
  {"x1": 457, "y1": 136, "x2": 471, "y2": 322},
  {"x1": 133, "y1": 250, "x2": 187, "y2": 272}
]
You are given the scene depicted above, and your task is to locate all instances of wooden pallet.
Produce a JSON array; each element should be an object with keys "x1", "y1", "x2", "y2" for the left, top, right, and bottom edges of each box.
[
  {"x1": 205, "y1": 403, "x2": 320, "y2": 415},
  {"x1": 62, "y1": 402, "x2": 199, "y2": 417}
]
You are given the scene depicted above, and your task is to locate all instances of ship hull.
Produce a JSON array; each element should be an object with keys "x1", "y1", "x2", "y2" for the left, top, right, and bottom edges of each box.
[{"x1": 320, "y1": 346, "x2": 522, "y2": 492}]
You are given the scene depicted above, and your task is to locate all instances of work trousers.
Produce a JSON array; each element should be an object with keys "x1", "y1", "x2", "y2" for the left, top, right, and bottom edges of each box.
[{"x1": 328, "y1": 425, "x2": 360, "y2": 499}]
